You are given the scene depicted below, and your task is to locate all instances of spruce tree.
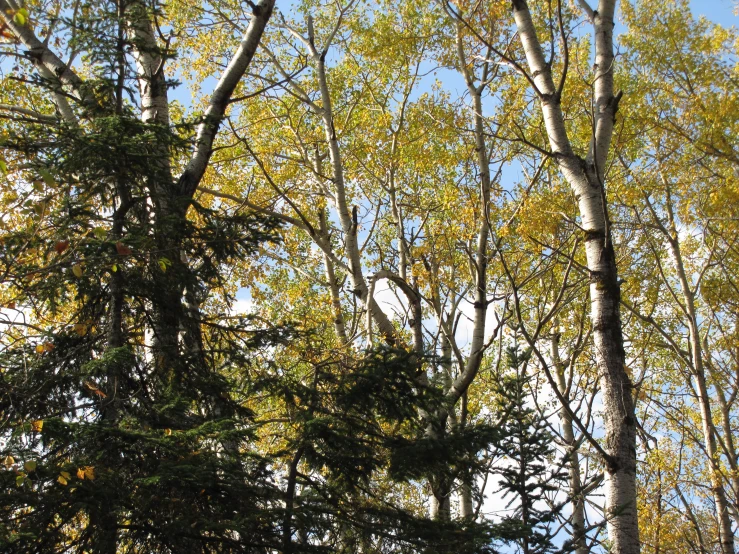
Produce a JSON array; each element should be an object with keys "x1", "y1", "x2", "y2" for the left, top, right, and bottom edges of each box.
[
  {"x1": 0, "y1": 1, "x2": 284, "y2": 551},
  {"x1": 490, "y1": 346, "x2": 568, "y2": 554},
  {"x1": 0, "y1": 2, "x2": 537, "y2": 553}
]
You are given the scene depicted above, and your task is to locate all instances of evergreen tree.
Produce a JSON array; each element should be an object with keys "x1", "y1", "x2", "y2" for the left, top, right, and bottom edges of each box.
[
  {"x1": 0, "y1": 73, "x2": 287, "y2": 554},
  {"x1": 0, "y1": 1, "x2": 283, "y2": 551},
  {"x1": 0, "y1": 5, "x2": 500, "y2": 549},
  {"x1": 491, "y1": 346, "x2": 568, "y2": 554}
]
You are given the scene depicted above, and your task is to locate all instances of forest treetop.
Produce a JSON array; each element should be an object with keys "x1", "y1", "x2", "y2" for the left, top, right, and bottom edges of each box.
[{"x1": 0, "y1": 1, "x2": 737, "y2": 553}]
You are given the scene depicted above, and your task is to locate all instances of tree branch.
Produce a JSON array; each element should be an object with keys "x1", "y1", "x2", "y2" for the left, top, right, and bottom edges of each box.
[{"x1": 178, "y1": 0, "x2": 276, "y2": 199}]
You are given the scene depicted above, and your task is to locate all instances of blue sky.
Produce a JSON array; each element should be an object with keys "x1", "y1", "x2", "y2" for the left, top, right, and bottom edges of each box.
[{"x1": 691, "y1": 0, "x2": 737, "y2": 24}]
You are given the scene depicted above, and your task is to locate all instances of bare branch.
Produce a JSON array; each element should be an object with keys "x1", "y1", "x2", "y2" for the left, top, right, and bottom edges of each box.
[
  {"x1": 178, "y1": 0, "x2": 276, "y2": 199},
  {"x1": 0, "y1": 104, "x2": 56, "y2": 123}
]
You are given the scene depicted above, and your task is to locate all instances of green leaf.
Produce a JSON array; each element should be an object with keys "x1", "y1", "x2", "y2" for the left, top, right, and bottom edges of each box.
[
  {"x1": 158, "y1": 257, "x2": 171, "y2": 273},
  {"x1": 38, "y1": 169, "x2": 55, "y2": 187}
]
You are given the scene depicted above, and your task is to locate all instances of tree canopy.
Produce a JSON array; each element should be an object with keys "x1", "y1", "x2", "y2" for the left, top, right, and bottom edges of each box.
[{"x1": 0, "y1": 0, "x2": 738, "y2": 553}]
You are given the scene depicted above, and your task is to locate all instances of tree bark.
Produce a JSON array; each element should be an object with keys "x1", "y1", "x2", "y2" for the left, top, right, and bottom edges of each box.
[
  {"x1": 318, "y1": 208, "x2": 348, "y2": 344},
  {"x1": 445, "y1": 23, "x2": 492, "y2": 407},
  {"x1": 660, "y1": 195, "x2": 735, "y2": 554},
  {"x1": 430, "y1": 476, "x2": 452, "y2": 521},
  {"x1": 551, "y1": 327, "x2": 588, "y2": 554},
  {"x1": 510, "y1": 2, "x2": 639, "y2": 553},
  {"x1": 313, "y1": 55, "x2": 398, "y2": 344},
  {"x1": 712, "y1": 379, "x2": 739, "y2": 527}
]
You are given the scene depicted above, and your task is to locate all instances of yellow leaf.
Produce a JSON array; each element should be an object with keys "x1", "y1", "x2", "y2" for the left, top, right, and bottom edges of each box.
[
  {"x1": 57, "y1": 475, "x2": 68, "y2": 486},
  {"x1": 84, "y1": 381, "x2": 107, "y2": 398},
  {"x1": 164, "y1": 428, "x2": 172, "y2": 436},
  {"x1": 3, "y1": 455, "x2": 14, "y2": 468},
  {"x1": 72, "y1": 264, "x2": 83, "y2": 278},
  {"x1": 76, "y1": 468, "x2": 85, "y2": 480},
  {"x1": 31, "y1": 420, "x2": 43, "y2": 432},
  {"x1": 60, "y1": 471, "x2": 71, "y2": 480},
  {"x1": 83, "y1": 466, "x2": 95, "y2": 480},
  {"x1": 35, "y1": 344, "x2": 44, "y2": 354},
  {"x1": 74, "y1": 324, "x2": 87, "y2": 336},
  {"x1": 24, "y1": 460, "x2": 37, "y2": 472}
]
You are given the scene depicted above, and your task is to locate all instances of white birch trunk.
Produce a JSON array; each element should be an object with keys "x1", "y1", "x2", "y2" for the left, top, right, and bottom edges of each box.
[
  {"x1": 445, "y1": 21, "x2": 491, "y2": 407},
  {"x1": 313, "y1": 56, "x2": 398, "y2": 343},
  {"x1": 661, "y1": 203, "x2": 735, "y2": 554},
  {"x1": 318, "y1": 208, "x2": 348, "y2": 344},
  {"x1": 511, "y1": 2, "x2": 639, "y2": 553},
  {"x1": 712, "y1": 381, "x2": 739, "y2": 527},
  {"x1": 552, "y1": 327, "x2": 587, "y2": 554}
]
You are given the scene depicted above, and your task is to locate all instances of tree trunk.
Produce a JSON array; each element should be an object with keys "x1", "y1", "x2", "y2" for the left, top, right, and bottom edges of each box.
[
  {"x1": 460, "y1": 473, "x2": 474, "y2": 520},
  {"x1": 510, "y1": 2, "x2": 639, "y2": 553},
  {"x1": 663, "y1": 209, "x2": 735, "y2": 554},
  {"x1": 313, "y1": 56, "x2": 397, "y2": 343},
  {"x1": 551, "y1": 327, "x2": 587, "y2": 554},
  {"x1": 712, "y1": 380, "x2": 739, "y2": 527},
  {"x1": 430, "y1": 478, "x2": 452, "y2": 521},
  {"x1": 318, "y1": 208, "x2": 348, "y2": 344}
]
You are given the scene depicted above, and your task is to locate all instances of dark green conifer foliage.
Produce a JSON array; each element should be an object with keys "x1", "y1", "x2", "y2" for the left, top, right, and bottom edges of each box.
[
  {"x1": 258, "y1": 346, "x2": 501, "y2": 554},
  {"x1": 0, "y1": 93, "x2": 285, "y2": 554},
  {"x1": 490, "y1": 347, "x2": 568, "y2": 554},
  {"x1": 1, "y1": 3, "x2": 565, "y2": 554},
  {"x1": 0, "y1": 2, "x2": 285, "y2": 551}
]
